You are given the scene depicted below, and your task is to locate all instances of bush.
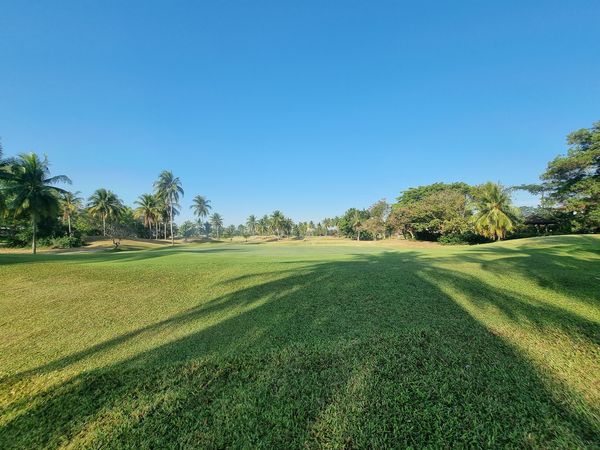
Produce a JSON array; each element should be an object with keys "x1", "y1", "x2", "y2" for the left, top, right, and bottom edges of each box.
[
  {"x1": 438, "y1": 232, "x2": 491, "y2": 245},
  {"x1": 50, "y1": 236, "x2": 84, "y2": 249}
]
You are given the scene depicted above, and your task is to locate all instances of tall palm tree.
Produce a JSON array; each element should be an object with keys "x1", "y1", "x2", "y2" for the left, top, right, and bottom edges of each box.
[
  {"x1": 154, "y1": 170, "x2": 184, "y2": 245},
  {"x1": 191, "y1": 195, "x2": 211, "y2": 226},
  {"x1": 257, "y1": 215, "x2": 269, "y2": 236},
  {"x1": 472, "y1": 182, "x2": 520, "y2": 241},
  {"x1": 210, "y1": 213, "x2": 223, "y2": 239},
  {"x1": 3, "y1": 153, "x2": 71, "y2": 254},
  {"x1": 87, "y1": 188, "x2": 124, "y2": 237},
  {"x1": 270, "y1": 210, "x2": 285, "y2": 238},
  {"x1": 246, "y1": 215, "x2": 257, "y2": 235},
  {"x1": 134, "y1": 193, "x2": 159, "y2": 238},
  {"x1": 60, "y1": 191, "x2": 83, "y2": 236}
]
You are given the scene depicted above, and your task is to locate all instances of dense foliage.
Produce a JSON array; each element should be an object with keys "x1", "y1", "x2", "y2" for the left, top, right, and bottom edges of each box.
[{"x1": 1, "y1": 121, "x2": 598, "y2": 252}]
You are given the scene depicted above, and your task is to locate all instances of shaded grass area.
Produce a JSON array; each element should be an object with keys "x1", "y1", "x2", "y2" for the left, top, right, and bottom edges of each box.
[{"x1": 0, "y1": 236, "x2": 599, "y2": 448}]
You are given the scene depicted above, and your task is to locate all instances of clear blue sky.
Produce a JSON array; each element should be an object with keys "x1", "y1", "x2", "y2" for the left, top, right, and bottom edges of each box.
[{"x1": 1, "y1": 1, "x2": 599, "y2": 225}]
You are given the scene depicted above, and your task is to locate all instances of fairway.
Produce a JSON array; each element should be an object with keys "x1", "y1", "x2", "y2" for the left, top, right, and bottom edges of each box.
[{"x1": 1, "y1": 236, "x2": 599, "y2": 448}]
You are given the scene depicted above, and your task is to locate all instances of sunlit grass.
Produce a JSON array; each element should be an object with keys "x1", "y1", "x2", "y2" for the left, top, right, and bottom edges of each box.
[{"x1": 0, "y1": 235, "x2": 598, "y2": 448}]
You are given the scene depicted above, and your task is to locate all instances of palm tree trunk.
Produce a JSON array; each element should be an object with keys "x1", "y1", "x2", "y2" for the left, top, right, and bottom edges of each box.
[
  {"x1": 357, "y1": 230, "x2": 360, "y2": 241},
  {"x1": 68, "y1": 215, "x2": 72, "y2": 236},
  {"x1": 31, "y1": 216, "x2": 37, "y2": 255},
  {"x1": 170, "y1": 201, "x2": 174, "y2": 245},
  {"x1": 103, "y1": 215, "x2": 106, "y2": 237}
]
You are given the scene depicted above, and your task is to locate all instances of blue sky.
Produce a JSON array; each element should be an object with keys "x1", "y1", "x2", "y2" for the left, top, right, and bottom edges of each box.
[{"x1": 1, "y1": 1, "x2": 599, "y2": 225}]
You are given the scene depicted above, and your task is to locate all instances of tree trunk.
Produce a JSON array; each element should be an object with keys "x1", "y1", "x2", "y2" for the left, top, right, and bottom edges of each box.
[
  {"x1": 68, "y1": 215, "x2": 72, "y2": 236},
  {"x1": 357, "y1": 230, "x2": 360, "y2": 241},
  {"x1": 170, "y1": 200, "x2": 174, "y2": 245},
  {"x1": 103, "y1": 215, "x2": 106, "y2": 237},
  {"x1": 31, "y1": 216, "x2": 37, "y2": 255}
]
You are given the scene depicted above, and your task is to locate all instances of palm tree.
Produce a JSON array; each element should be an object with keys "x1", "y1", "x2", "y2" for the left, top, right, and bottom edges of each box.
[
  {"x1": 257, "y1": 215, "x2": 269, "y2": 235},
  {"x1": 60, "y1": 191, "x2": 83, "y2": 236},
  {"x1": 191, "y1": 195, "x2": 211, "y2": 226},
  {"x1": 352, "y1": 210, "x2": 363, "y2": 241},
  {"x1": 472, "y1": 182, "x2": 520, "y2": 240},
  {"x1": 210, "y1": 213, "x2": 223, "y2": 239},
  {"x1": 134, "y1": 193, "x2": 159, "y2": 238},
  {"x1": 246, "y1": 215, "x2": 257, "y2": 235},
  {"x1": 87, "y1": 188, "x2": 124, "y2": 237},
  {"x1": 270, "y1": 210, "x2": 285, "y2": 238},
  {"x1": 3, "y1": 153, "x2": 71, "y2": 254},
  {"x1": 154, "y1": 170, "x2": 184, "y2": 245}
]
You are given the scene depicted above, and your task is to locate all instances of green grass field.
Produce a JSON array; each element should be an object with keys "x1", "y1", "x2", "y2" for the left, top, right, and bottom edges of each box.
[{"x1": 1, "y1": 236, "x2": 599, "y2": 448}]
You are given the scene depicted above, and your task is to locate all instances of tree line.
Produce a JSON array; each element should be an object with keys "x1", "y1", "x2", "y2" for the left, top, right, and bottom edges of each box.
[{"x1": 0, "y1": 120, "x2": 598, "y2": 253}]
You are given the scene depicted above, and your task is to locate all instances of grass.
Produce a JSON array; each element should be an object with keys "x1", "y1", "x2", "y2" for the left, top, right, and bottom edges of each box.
[{"x1": 0, "y1": 235, "x2": 599, "y2": 448}]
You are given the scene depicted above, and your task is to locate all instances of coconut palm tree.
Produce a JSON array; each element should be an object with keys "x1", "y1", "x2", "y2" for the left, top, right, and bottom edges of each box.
[
  {"x1": 257, "y1": 215, "x2": 269, "y2": 235},
  {"x1": 191, "y1": 195, "x2": 211, "y2": 226},
  {"x1": 270, "y1": 210, "x2": 285, "y2": 238},
  {"x1": 246, "y1": 215, "x2": 257, "y2": 235},
  {"x1": 472, "y1": 182, "x2": 520, "y2": 240},
  {"x1": 3, "y1": 153, "x2": 71, "y2": 254},
  {"x1": 87, "y1": 188, "x2": 124, "y2": 237},
  {"x1": 134, "y1": 193, "x2": 159, "y2": 238},
  {"x1": 60, "y1": 191, "x2": 83, "y2": 236},
  {"x1": 154, "y1": 170, "x2": 184, "y2": 245},
  {"x1": 352, "y1": 210, "x2": 363, "y2": 241},
  {"x1": 210, "y1": 213, "x2": 223, "y2": 239}
]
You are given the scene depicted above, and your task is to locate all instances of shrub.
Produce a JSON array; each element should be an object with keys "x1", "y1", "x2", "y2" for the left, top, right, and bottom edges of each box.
[
  {"x1": 50, "y1": 236, "x2": 84, "y2": 249},
  {"x1": 439, "y1": 232, "x2": 491, "y2": 245}
]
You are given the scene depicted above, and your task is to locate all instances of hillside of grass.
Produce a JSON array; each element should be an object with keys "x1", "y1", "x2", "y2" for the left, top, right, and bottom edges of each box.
[{"x1": 0, "y1": 235, "x2": 598, "y2": 448}]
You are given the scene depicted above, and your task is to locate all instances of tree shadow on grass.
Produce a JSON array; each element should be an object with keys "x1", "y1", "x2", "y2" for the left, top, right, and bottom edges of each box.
[
  {"x1": 0, "y1": 246, "x2": 249, "y2": 267},
  {"x1": 450, "y1": 236, "x2": 600, "y2": 307},
  {"x1": 1, "y1": 249, "x2": 599, "y2": 448}
]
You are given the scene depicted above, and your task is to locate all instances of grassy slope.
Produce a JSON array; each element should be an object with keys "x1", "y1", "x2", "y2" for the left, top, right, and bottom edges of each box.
[{"x1": 0, "y1": 236, "x2": 598, "y2": 448}]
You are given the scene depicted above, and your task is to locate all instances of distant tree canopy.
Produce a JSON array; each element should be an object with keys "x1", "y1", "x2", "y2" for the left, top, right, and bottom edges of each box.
[{"x1": 1, "y1": 120, "x2": 598, "y2": 252}]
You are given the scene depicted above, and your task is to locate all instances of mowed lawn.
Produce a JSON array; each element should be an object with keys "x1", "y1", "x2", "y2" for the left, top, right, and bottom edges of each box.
[{"x1": 0, "y1": 236, "x2": 599, "y2": 448}]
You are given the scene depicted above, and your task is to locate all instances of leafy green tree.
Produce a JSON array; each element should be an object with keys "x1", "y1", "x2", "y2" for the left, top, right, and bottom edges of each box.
[
  {"x1": 390, "y1": 183, "x2": 473, "y2": 240},
  {"x1": 203, "y1": 221, "x2": 211, "y2": 238},
  {"x1": 154, "y1": 170, "x2": 184, "y2": 245},
  {"x1": 3, "y1": 153, "x2": 71, "y2": 254},
  {"x1": 224, "y1": 224, "x2": 236, "y2": 241},
  {"x1": 179, "y1": 220, "x2": 198, "y2": 241},
  {"x1": 60, "y1": 191, "x2": 83, "y2": 236},
  {"x1": 472, "y1": 182, "x2": 520, "y2": 240},
  {"x1": 191, "y1": 195, "x2": 211, "y2": 226},
  {"x1": 246, "y1": 215, "x2": 257, "y2": 235},
  {"x1": 338, "y1": 208, "x2": 370, "y2": 241},
  {"x1": 210, "y1": 213, "x2": 223, "y2": 239},
  {"x1": 87, "y1": 188, "x2": 124, "y2": 237},
  {"x1": 364, "y1": 199, "x2": 390, "y2": 240},
  {"x1": 396, "y1": 182, "x2": 471, "y2": 206},
  {"x1": 539, "y1": 121, "x2": 600, "y2": 231}
]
